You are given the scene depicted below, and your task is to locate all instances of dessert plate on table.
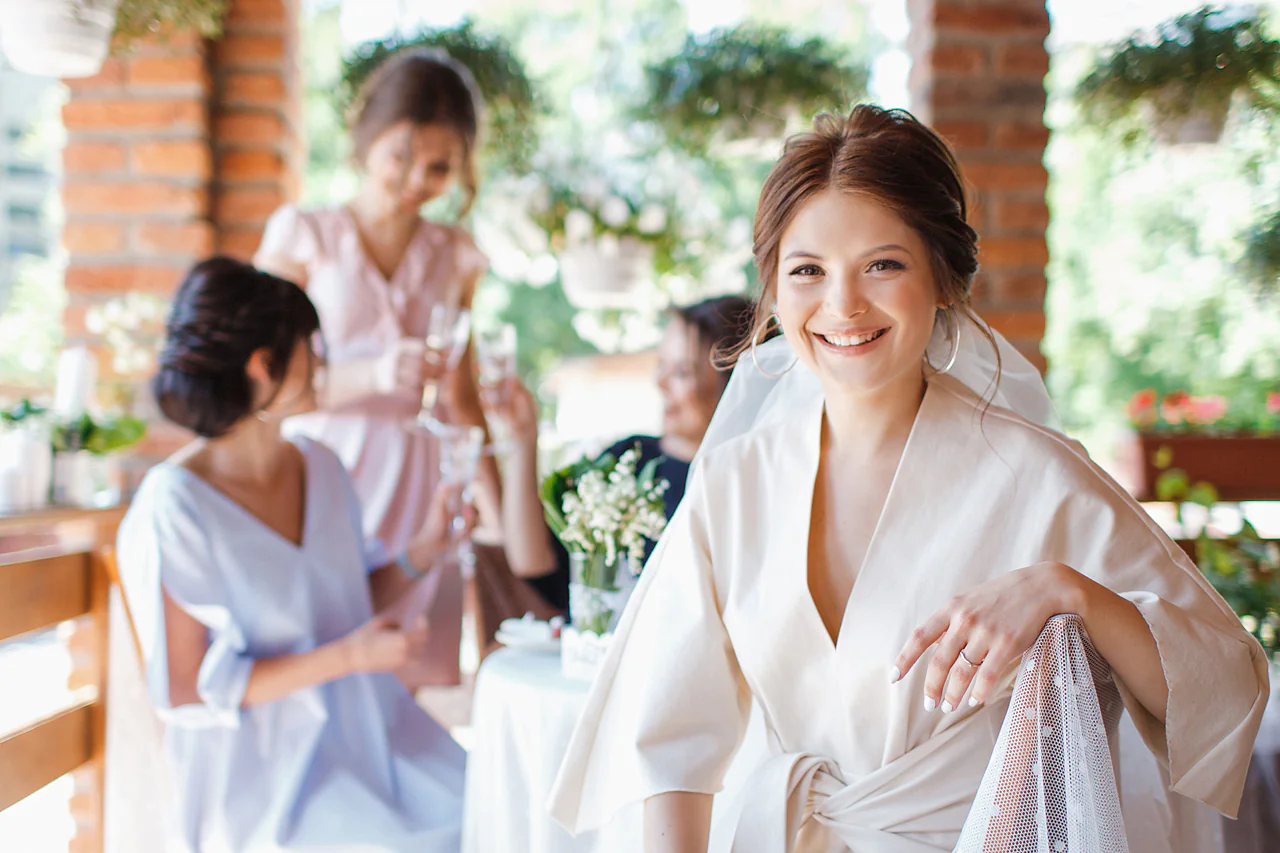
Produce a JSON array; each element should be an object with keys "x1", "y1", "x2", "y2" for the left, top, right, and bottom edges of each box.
[{"x1": 495, "y1": 614, "x2": 563, "y2": 654}]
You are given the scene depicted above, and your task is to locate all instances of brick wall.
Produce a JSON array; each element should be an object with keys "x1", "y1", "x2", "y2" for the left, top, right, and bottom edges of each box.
[
  {"x1": 60, "y1": 0, "x2": 302, "y2": 460},
  {"x1": 213, "y1": 0, "x2": 304, "y2": 258},
  {"x1": 907, "y1": 0, "x2": 1051, "y2": 370}
]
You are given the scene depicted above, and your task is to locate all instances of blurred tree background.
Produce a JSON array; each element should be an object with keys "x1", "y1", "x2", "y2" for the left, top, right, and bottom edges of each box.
[{"x1": 1044, "y1": 4, "x2": 1280, "y2": 453}]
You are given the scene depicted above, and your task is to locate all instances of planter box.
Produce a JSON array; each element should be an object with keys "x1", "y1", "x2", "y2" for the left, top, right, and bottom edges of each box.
[{"x1": 1129, "y1": 433, "x2": 1280, "y2": 502}]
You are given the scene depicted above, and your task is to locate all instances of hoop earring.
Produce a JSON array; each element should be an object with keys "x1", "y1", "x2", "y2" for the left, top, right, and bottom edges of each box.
[
  {"x1": 925, "y1": 308, "x2": 962, "y2": 375},
  {"x1": 751, "y1": 316, "x2": 796, "y2": 379}
]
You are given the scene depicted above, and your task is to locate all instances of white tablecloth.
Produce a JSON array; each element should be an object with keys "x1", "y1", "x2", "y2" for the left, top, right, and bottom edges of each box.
[{"x1": 462, "y1": 646, "x2": 767, "y2": 853}]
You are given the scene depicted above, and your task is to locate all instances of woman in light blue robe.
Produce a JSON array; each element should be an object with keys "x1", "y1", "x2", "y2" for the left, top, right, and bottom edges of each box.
[{"x1": 116, "y1": 257, "x2": 468, "y2": 852}]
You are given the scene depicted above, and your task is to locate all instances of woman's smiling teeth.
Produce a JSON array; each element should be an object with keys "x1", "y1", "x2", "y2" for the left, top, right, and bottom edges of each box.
[{"x1": 818, "y1": 328, "x2": 887, "y2": 348}]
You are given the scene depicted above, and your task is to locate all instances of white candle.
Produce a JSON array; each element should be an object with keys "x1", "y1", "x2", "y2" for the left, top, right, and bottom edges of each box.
[
  {"x1": 0, "y1": 430, "x2": 22, "y2": 514},
  {"x1": 53, "y1": 346, "x2": 98, "y2": 419}
]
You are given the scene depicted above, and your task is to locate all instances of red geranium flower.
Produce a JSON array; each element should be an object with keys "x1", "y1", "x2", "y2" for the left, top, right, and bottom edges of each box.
[
  {"x1": 1160, "y1": 391, "x2": 1190, "y2": 426},
  {"x1": 1183, "y1": 395, "x2": 1227, "y2": 426},
  {"x1": 1126, "y1": 388, "x2": 1158, "y2": 427}
]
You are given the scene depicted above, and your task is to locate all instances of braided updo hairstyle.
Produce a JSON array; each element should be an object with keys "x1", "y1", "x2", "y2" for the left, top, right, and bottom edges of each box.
[{"x1": 153, "y1": 257, "x2": 321, "y2": 438}]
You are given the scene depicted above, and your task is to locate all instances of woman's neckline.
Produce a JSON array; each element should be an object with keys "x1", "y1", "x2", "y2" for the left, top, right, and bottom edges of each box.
[{"x1": 165, "y1": 437, "x2": 314, "y2": 551}]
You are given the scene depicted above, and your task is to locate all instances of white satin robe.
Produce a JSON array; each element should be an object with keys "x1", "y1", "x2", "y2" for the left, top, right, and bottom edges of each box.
[{"x1": 548, "y1": 374, "x2": 1269, "y2": 852}]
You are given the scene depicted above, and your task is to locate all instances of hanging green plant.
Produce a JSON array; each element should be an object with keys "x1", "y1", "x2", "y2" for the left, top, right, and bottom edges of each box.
[
  {"x1": 639, "y1": 24, "x2": 869, "y2": 154},
  {"x1": 112, "y1": 0, "x2": 228, "y2": 50},
  {"x1": 1076, "y1": 6, "x2": 1280, "y2": 143},
  {"x1": 339, "y1": 20, "x2": 542, "y2": 172},
  {"x1": 1239, "y1": 208, "x2": 1280, "y2": 297}
]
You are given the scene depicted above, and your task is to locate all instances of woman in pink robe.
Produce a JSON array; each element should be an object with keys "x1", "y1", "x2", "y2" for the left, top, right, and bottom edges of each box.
[{"x1": 255, "y1": 50, "x2": 496, "y2": 687}]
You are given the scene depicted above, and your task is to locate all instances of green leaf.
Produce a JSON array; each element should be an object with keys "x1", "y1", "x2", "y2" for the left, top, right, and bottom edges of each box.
[
  {"x1": 638, "y1": 455, "x2": 662, "y2": 490},
  {"x1": 1154, "y1": 467, "x2": 1189, "y2": 501},
  {"x1": 541, "y1": 497, "x2": 568, "y2": 538},
  {"x1": 83, "y1": 416, "x2": 147, "y2": 454},
  {"x1": 1, "y1": 398, "x2": 46, "y2": 424},
  {"x1": 1186, "y1": 481, "x2": 1219, "y2": 509}
]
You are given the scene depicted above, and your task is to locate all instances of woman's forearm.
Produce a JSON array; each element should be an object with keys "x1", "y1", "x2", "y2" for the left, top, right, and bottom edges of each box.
[
  {"x1": 501, "y1": 445, "x2": 559, "y2": 578},
  {"x1": 241, "y1": 640, "x2": 353, "y2": 707},
  {"x1": 1072, "y1": 572, "x2": 1169, "y2": 721},
  {"x1": 645, "y1": 792, "x2": 712, "y2": 853}
]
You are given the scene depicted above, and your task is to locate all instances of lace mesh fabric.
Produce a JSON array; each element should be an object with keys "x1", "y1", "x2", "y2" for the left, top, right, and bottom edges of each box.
[{"x1": 955, "y1": 614, "x2": 1129, "y2": 853}]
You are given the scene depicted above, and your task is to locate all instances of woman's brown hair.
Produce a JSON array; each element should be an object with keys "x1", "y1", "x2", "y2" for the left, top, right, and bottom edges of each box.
[
  {"x1": 743, "y1": 104, "x2": 998, "y2": 375},
  {"x1": 348, "y1": 48, "x2": 483, "y2": 216}
]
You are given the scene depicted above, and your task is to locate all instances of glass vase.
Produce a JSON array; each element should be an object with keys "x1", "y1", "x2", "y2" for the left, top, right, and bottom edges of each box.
[{"x1": 568, "y1": 551, "x2": 637, "y2": 636}]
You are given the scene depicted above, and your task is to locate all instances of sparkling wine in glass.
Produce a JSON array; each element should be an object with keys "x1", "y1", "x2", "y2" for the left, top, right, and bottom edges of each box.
[
  {"x1": 476, "y1": 323, "x2": 519, "y2": 455},
  {"x1": 436, "y1": 423, "x2": 484, "y2": 571},
  {"x1": 419, "y1": 305, "x2": 472, "y2": 426},
  {"x1": 476, "y1": 323, "x2": 517, "y2": 407}
]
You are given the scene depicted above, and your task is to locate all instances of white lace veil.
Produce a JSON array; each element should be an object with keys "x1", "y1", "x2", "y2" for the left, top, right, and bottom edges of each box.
[
  {"x1": 697, "y1": 312, "x2": 1142, "y2": 853},
  {"x1": 696, "y1": 311, "x2": 1058, "y2": 467}
]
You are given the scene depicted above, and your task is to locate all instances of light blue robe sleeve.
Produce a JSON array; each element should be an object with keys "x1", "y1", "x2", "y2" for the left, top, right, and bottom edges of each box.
[{"x1": 117, "y1": 471, "x2": 254, "y2": 729}]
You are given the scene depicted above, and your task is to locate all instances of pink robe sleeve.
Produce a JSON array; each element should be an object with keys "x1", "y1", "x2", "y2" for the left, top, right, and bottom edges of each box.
[{"x1": 254, "y1": 204, "x2": 320, "y2": 275}]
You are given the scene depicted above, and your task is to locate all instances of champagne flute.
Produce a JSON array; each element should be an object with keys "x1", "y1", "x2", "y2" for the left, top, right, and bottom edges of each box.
[
  {"x1": 476, "y1": 323, "x2": 519, "y2": 456},
  {"x1": 436, "y1": 423, "x2": 485, "y2": 572},
  {"x1": 418, "y1": 304, "x2": 472, "y2": 428},
  {"x1": 476, "y1": 321, "x2": 517, "y2": 405}
]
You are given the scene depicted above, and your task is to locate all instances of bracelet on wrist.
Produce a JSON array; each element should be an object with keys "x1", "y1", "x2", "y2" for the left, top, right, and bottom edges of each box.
[{"x1": 396, "y1": 550, "x2": 425, "y2": 579}]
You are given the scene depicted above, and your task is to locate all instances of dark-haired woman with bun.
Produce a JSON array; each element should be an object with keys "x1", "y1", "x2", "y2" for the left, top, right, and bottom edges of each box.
[
  {"x1": 254, "y1": 49, "x2": 499, "y2": 687},
  {"x1": 117, "y1": 258, "x2": 469, "y2": 852}
]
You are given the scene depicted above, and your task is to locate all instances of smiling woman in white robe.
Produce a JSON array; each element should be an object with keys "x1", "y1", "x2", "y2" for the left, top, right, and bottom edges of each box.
[{"x1": 548, "y1": 107, "x2": 1268, "y2": 853}]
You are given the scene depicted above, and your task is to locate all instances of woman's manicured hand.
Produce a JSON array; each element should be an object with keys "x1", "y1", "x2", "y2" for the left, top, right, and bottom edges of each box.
[{"x1": 892, "y1": 562, "x2": 1086, "y2": 712}]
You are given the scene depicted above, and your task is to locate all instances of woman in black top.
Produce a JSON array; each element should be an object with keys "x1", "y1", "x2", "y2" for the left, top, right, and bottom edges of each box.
[{"x1": 489, "y1": 295, "x2": 756, "y2": 613}]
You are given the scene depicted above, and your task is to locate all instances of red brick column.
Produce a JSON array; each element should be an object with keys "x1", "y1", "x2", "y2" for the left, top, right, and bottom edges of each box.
[
  {"x1": 213, "y1": 0, "x2": 305, "y2": 259},
  {"x1": 60, "y1": 0, "x2": 302, "y2": 448},
  {"x1": 907, "y1": 0, "x2": 1051, "y2": 369}
]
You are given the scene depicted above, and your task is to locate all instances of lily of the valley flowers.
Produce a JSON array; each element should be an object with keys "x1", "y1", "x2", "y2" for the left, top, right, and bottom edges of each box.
[{"x1": 559, "y1": 447, "x2": 669, "y2": 570}]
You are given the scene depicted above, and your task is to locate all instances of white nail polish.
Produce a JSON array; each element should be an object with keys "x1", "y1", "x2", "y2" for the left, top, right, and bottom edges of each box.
[
  {"x1": 942, "y1": 700, "x2": 955, "y2": 714},
  {"x1": 968, "y1": 696, "x2": 980, "y2": 707},
  {"x1": 924, "y1": 696, "x2": 936, "y2": 712},
  {"x1": 889, "y1": 666, "x2": 901, "y2": 683}
]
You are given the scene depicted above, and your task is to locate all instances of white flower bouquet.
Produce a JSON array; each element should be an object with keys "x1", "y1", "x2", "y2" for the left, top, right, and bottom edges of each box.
[
  {"x1": 543, "y1": 445, "x2": 669, "y2": 568},
  {"x1": 542, "y1": 445, "x2": 669, "y2": 637}
]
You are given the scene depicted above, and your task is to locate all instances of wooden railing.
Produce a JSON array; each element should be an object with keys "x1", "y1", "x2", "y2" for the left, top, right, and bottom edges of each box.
[{"x1": 0, "y1": 506, "x2": 124, "y2": 853}]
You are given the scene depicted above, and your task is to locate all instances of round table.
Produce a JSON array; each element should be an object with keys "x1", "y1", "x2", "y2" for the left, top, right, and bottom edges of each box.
[{"x1": 462, "y1": 646, "x2": 766, "y2": 853}]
